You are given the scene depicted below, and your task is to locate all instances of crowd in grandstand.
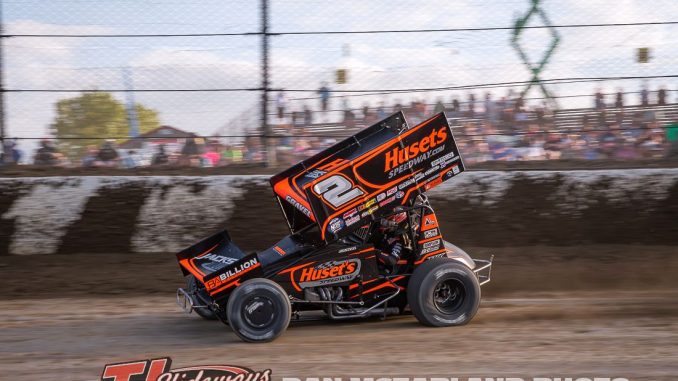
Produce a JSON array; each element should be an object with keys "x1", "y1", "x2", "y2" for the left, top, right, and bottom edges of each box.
[{"x1": 1, "y1": 86, "x2": 677, "y2": 168}]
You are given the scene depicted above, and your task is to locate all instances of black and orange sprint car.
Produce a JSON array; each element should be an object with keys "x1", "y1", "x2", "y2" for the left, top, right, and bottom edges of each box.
[{"x1": 176, "y1": 111, "x2": 492, "y2": 342}]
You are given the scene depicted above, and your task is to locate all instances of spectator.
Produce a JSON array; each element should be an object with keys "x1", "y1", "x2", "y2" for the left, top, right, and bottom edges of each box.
[
  {"x1": 615, "y1": 88, "x2": 624, "y2": 108},
  {"x1": 33, "y1": 139, "x2": 61, "y2": 166},
  {"x1": 484, "y1": 92, "x2": 496, "y2": 123},
  {"x1": 343, "y1": 105, "x2": 356, "y2": 129},
  {"x1": 594, "y1": 88, "x2": 605, "y2": 110},
  {"x1": 122, "y1": 150, "x2": 140, "y2": 168},
  {"x1": 543, "y1": 133, "x2": 563, "y2": 160},
  {"x1": 657, "y1": 86, "x2": 667, "y2": 106},
  {"x1": 318, "y1": 82, "x2": 330, "y2": 113},
  {"x1": 96, "y1": 140, "x2": 120, "y2": 167},
  {"x1": 640, "y1": 84, "x2": 649, "y2": 107},
  {"x1": 11, "y1": 139, "x2": 22, "y2": 164},
  {"x1": 303, "y1": 104, "x2": 313, "y2": 126},
  {"x1": 467, "y1": 93, "x2": 476, "y2": 117},
  {"x1": 276, "y1": 91, "x2": 287, "y2": 121},
  {"x1": 82, "y1": 145, "x2": 99, "y2": 167},
  {"x1": 451, "y1": 97, "x2": 460, "y2": 115},
  {"x1": 433, "y1": 98, "x2": 445, "y2": 114},
  {"x1": 2, "y1": 138, "x2": 20, "y2": 165},
  {"x1": 392, "y1": 100, "x2": 402, "y2": 113},
  {"x1": 202, "y1": 145, "x2": 221, "y2": 167},
  {"x1": 376, "y1": 102, "x2": 387, "y2": 120},
  {"x1": 152, "y1": 144, "x2": 169, "y2": 166}
]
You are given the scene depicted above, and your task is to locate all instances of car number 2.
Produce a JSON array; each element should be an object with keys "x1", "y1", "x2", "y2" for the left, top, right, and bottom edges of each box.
[{"x1": 312, "y1": 175, "x2": 364, "y2": 208}]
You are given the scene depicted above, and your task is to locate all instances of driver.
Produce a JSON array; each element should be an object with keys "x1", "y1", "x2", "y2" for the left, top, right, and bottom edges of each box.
[{"x1": 376, "y1": 207, "x2": 408, "y2": 272}]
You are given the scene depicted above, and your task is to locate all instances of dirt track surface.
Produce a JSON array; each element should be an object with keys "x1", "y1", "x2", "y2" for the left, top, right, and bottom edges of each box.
[
  {"x1": 1, "y1": 292, "x2": 677, "y2": 381},
  {"x1": 1, "y1": 246, "x2": 677, "y2": 380}
]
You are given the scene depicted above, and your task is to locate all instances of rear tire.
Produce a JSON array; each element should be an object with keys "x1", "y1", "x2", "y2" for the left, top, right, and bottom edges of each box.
[
  {"x1": 227, "y1": 278, "x2": 291, "y2": 343},
  {"x1": 186, "y1": 275, "x2": 217, "y2": 320},
  {"x1": 407, "y1": 258, "x2": 480, "y2": 327}
]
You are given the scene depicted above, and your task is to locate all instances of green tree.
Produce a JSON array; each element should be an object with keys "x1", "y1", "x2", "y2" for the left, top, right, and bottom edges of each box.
[{"x1": 50, "y1": 92, "x2": 160, "y2": 159}]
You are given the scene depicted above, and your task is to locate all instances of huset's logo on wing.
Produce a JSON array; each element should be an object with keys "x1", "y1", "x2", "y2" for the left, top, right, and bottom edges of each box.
[
  {"x1": 101, "y1": 357, "x2": 271, "y2": 381},
  {"x1": 384, "y1": 127, "x2": 448, "y2": 171},
  {"x1": 298, "y1": 259, "x2": 360, "y2": 287}
]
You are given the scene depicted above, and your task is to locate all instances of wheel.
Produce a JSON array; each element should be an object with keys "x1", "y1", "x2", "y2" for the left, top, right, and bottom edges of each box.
[
  {"x1": 226, "y1": 278, "x2": 291, "y2": 343},
  {"x1": 186, "y1": 275, "x2": 217, "y2": 320},
  {"x1": 407, "y1": 258, "x2": 480, "y2": 327}
]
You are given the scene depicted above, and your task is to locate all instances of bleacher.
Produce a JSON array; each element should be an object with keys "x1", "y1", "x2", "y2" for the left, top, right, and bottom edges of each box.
[{"x1": 232, "y1": 102, "x2": 678, "y2": 140}]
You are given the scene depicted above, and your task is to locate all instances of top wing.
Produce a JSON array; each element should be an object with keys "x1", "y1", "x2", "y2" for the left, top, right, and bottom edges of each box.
[{"x1": 270, "y1": 112, "x2": 464, "y2": 241}]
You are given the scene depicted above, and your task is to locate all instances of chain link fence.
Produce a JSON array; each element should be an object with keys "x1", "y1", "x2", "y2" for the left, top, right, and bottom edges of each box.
[{"x1": 1, "y1": 0, "x2": 677, "y2": 168}]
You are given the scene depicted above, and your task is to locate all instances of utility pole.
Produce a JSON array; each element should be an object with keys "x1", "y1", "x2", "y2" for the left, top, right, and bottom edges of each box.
[
  {"x1": 261, "y1": 0, "x2": 275, "y2": 166},
  {"x1": 122, "y1": 67, "x2": 140, "y2": 139}
]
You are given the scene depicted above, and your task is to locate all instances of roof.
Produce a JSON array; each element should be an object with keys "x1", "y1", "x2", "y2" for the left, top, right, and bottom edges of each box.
[{"x1": 119, "y1": 125, "x2": 197, "y2": 148}]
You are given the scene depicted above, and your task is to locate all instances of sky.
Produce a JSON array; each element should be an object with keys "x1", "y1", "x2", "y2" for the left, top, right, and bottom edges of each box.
[{"x1": 3, "y1": 0, "x2": 677, "y2": 154}]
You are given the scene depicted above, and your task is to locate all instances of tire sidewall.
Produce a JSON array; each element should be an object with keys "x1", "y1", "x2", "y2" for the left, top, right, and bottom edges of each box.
[
  {"x1": 226, "y1": 279, "x2": 291, "y2": 343},
  {"x1": 408, "y1": 259, "x2": 481, "y2": 327}
]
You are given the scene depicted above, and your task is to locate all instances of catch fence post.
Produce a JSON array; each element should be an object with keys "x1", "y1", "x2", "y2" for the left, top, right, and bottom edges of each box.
[{"x1": 261, "y1": 0, "x2": 276, "y2": 167}]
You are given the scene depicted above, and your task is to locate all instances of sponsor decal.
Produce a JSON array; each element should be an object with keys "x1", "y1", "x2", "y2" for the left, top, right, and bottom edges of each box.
[
  {"x1": 328, "y1": 217, "x2": 345, "y2": 234},
  {"x1": 304, "y1": 169, "x2": 327, "y2": 179},
  {"x1": 421, "y1": 245, "x2": 441, "y2": 255},
  {"x1": 452, "y1": 164, "x2": 461, "y2": 174},
  {"x1": 285, "y1": 195, "x2": 312, "y2": 218},
  {"x1": 414, "y1": 172, "x2": 426, "y2": 181},
  {"x1": 386, "y1": 186, "x2": 398, "y2": 196},
  {"x1": 298, "y1": 259, "x2": 361, "y2": 288},
  {"x1": 423, "y1": 239, "x2": 441, "y2": 249},
  {"x1": 376, "y1": 192, "x2": 386, "y2": 202},
  {"x1": 360, "y1": 205, "x2": 379, "y2": 218},
  {"x1": 343, "y1": 208, "x2": 357, "y2": 219},
  {"x1": 425, "y1": 253, "x2": 447, "y2": 261},
  {"x1": 273, "y1": 246, "x2": 286, "y2": 256},
  {"x1": 338, "y1": 246, "x2": 357, "y2": 254},
  {"x1": 387, "y1": 144, "x2": 446, "y2": 179},
  {"x1": 197, "y1": 254, "x2": 238, "y2": 273},
  {"x1": 431, "y1": 151, "x2": 456, "y2": 167},
  {"x1": 365, "y1": 198, "x2": 377, "y2": 208},
  {"x1": 345, "y1": 215, "x2": 360, "y2": 226},
  {"x1": 384, "y1": 126, "x2": 448, "y2": 172},
  {"x1": 425, "y1": 177, "x2": 443, "y2": 190},
  {"x1": 395, "y1": 190, "x2": 405, "y2": 199},
  {"x1": 204, "y1": 257, "x2": 259, "y2": 291},
  {"x1": 101, "y1": 357, "x2": 271, "y2": 381},
  {"x1": 200, "y1": 253, "x2": 238, "y2": 265},
  {"x1": 423, "y1": 228, "x2": 439, "y2": 239},
  {"x1": 379, "y1": 195, "x2": 395, "y2": 207},
  {"x1": 423, "y1": 215, "x2": 438, "y2": 228},
  {"x1": 424, "y1": 165, "x2": 440, "y2": 176},
  {"x1": 398, "y1": 178, "x2": 415, "y2": 190}
]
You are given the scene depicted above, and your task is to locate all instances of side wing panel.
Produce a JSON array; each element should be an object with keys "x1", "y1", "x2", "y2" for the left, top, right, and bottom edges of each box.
[
  {"x1": 305, "y1": 112, "x2": 465, "y2": 241},
  {"x1": 270, "y1": 112, "x2": 464, "y2": 241}
]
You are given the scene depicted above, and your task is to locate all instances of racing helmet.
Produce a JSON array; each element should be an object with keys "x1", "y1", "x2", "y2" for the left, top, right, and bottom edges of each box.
[{"x1": 380, "y1": 206, "x2": 407, "y2": 229}]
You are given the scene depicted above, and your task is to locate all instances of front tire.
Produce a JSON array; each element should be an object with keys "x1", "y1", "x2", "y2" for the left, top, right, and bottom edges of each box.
[
  {"x1": 407, "y1": 258, "x2": 480, "y2": 327},
  {"x1": 226, "y1": 278, "x2": 291, "y2": 343}
]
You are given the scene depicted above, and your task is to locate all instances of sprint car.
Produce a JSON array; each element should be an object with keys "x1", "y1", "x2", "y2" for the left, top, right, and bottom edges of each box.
[{"x1": 175, "y1": 111, "x2": 492, "y2": 342}]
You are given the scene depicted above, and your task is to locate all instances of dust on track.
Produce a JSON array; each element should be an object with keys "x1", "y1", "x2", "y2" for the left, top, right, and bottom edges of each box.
[
  {"x1": 1, "y1": 246, "x2": 677, "y2": 381},
  {"x1": 1, "y1": 292, "x2": 677, "y2": 381}
]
